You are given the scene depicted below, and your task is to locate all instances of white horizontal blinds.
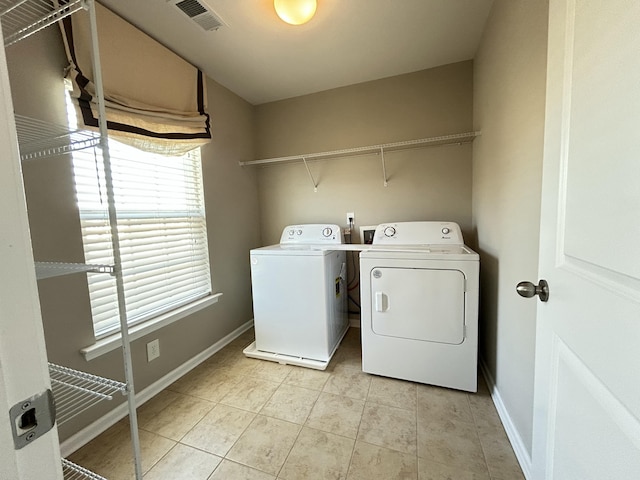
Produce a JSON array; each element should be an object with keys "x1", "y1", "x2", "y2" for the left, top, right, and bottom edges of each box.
[
  {"x1": 60, "y1": 2, "x2": 211, "y2": 156},
  {"x1": 73, "y1": 140, "x2": 211, "y2": 338}
]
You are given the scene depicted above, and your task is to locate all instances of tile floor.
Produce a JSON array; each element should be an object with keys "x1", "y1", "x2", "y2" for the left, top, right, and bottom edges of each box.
[{"x1": 68, "y1": 328, "x2": 525, "y2": 480}]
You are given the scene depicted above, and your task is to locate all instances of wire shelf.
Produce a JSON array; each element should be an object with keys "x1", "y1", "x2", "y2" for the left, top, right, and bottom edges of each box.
[
  {"x1": 239, "y1": 131, "x2": 481, "y2": 166},
  {"x1": 62, "y1": 458, "x2": 107, "y2": 480},
  {"x1": 35, "y1": 261, "x2": 114, "y2": 280},
  {"x1": 240, "y1": 131, "x2": 481, "y2": 189},
  {"x1": 1, "y1": 0, "x2": 87, "y2": 47},
  {"x1": 49, "y1": 363, "x2": 126, "y2": 426},
  {"x1": 15, "y1": 114, "x2": 101, "y2": 161}
]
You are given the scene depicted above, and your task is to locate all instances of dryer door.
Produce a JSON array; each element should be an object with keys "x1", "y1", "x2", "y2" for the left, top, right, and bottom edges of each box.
[{"x1": 370, "y1": 267, "x2": 465, "y2": 344}]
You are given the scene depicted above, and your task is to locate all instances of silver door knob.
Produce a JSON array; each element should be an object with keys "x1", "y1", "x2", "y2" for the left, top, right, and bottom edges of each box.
[{"x1": 516, "y1": 279, "x2": 549, "y2": 302}]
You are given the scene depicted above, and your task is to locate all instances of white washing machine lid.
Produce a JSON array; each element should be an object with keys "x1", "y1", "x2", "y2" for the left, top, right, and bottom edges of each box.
[
  {"x1": 360, "y1": 244, "x2": 479, "y2": 261},
  {"x1": 250, "y1": 244, "x2": 335, "y2": 256}
]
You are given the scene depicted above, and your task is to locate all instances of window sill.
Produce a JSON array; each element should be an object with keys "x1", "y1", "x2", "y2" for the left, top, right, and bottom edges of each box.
[{"x1": 81, "y1": 293, "x2": 223, "y2": 361}]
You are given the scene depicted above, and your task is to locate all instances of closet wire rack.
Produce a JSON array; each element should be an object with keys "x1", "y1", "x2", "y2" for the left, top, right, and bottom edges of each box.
[
  {"x1": 62, "y1": 458, "x2": 107, "y2": 480},
  {"x1": 1, "y1": 0, "x2": 86, "y2": 47},
  {"x1": 3, "y1": 0, "x2": 143, "y2": 477},
  {"x1": 35, "y1": 262, "x2": 114, "y2": 280},
  {"x1": 15, "y1": 114, "x2": 102, "y2": 161},
  {"x1": 49, "y1": 362, "x2": 127, "y2": 426}
]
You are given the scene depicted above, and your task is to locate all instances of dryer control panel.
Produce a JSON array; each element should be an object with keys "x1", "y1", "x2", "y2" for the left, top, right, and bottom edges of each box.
[
  {"x1": 280, "y1": 224, "x2": 344, "y2": 244},
  {"x1": 373, "y1": 221, "x2": 464, "y2": 245}
]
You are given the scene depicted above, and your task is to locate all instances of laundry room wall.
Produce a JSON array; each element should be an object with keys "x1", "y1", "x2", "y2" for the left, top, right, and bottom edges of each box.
[
  {"x1": 472, "y1": 0, "x2": 548, "y2": 469},
  {"x1": 253, "y1": 61, "x2": 474, "y2": 246},
  {"x1": 5, "y1": 25, "x2": 260, "y2": 441}
]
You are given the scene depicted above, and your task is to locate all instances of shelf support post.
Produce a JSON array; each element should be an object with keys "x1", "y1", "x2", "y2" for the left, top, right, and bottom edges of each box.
[
  {"x1": 87, "y1": 1, "x2": 142, "y2": 478},
  {"x1": 380, "y1": 147, "x2": 388, "y2": 187},
  {"x1": 302, "y1": 156, "x2": 318, "y2": 192}
]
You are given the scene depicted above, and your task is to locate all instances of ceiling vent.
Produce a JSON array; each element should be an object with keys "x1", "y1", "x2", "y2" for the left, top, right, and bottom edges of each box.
[{"x1": 168, "y1": 0, "x2": 225, "y2": 31}]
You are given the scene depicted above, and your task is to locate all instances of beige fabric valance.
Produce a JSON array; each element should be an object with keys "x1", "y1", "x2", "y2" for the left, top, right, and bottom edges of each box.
[{"x1": 61, "y1": 3, "x2": 211, "y2": 155}]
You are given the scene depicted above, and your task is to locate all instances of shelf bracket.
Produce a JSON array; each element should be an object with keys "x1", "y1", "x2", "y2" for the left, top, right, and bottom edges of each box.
[
  {"x1": 302, "y1": 157, "x2": 318, "y2": 192},
  {"x1": 380, "y1": 148, "x2": 388, "y2": 187}
]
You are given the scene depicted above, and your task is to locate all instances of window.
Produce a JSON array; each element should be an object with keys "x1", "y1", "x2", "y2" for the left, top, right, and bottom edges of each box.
[{"x1": 69, "y1": 101, "x2": 211, "y2": 339}]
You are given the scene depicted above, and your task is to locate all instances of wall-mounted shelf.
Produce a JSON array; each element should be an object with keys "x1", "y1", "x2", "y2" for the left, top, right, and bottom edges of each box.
[
  {"x1": 1, "y1": 0, "x2": 87, "y2": 47},
  {"x1": 239, "y1": 131, "x2": 481, "y2": 190},
  {"x1": 62, "y1": 458, "x2": 107, "y2": 480},
  {"x1": 49, "y1": 362, "x2": 126, "y2": 426},
  {"x1": 15, "y1": 114, "x2": 102, "y2": 161},
  {"x1": 35, "y1": 262, "x2": 113, "y2": 280}
]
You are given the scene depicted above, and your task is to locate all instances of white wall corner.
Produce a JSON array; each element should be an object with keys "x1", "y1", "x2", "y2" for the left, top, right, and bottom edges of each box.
[{"x1": 480, "y1": 359, "x2": 533, "y2": 480}]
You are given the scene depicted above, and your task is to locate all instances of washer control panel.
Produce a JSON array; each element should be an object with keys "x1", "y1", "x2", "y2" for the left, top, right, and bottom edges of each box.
[
  {"x1": 280, "y1": 224, "x2": 343, "y2": 244},
  {"x1": 372, "y1": 221, "x2": 464, "y2": 245}
]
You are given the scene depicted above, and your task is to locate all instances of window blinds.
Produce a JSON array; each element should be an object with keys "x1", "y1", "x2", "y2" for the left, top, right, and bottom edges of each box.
[
  {"x1": 60, "y1": 2, "x2": 211, "y2": 156},
  {"x1": 73, "y1": 140, "x2": 211, "y2": 338}
]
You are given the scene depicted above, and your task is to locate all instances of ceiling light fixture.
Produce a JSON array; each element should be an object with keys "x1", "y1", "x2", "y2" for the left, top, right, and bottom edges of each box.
[{"x1": 274, "y1": 0, "x2": 317, "y2": 26}]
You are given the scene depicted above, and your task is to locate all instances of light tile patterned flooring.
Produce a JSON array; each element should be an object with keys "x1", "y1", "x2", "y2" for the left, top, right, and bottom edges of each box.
[{"x1": 69, "y1": 328, "x2": 525, "y2": 479}]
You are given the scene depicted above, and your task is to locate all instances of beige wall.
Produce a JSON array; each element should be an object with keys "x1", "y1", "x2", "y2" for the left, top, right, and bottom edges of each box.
[
  {"x1": 6, "y1": 27, "x2": 260, "y2": 440},
  {"x1": 254, "y1": 62, "x2": 474, "y2": 246},
  {"x1": 472, "y1": 0, "x2": 548, "y2": 459}
]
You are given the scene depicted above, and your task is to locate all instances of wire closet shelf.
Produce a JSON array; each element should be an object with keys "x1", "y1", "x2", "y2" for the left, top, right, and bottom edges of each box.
[
  {"x1": 1, "y1": 0, "x2": 87, "y2": 47},
  {"x1": 35, "y1": 262, "x2": 114, "y2": 280},
  {"x1": 61, "y1": 458, "x2": 108, "y2": 480},
  {"x1": 240, "y1": 131, "x2": 481, "y2": 190},
  {"x1": 15, "y1": 114, "x2": 102, "y2": 161},
  {"x1": 49, "y1": 363, "x2": 127, "y2": 426}
]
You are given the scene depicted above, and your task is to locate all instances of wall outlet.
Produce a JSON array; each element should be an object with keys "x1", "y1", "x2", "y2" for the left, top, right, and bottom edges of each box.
[
  {"x1": 146, "y1": 339, "x2": 160, "y2": 362},
  {"x1": 346, "y1": 212, "x2": 355, "y2": 225}
]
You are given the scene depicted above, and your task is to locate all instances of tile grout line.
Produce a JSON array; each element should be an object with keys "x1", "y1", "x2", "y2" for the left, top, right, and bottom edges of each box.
[
  {"x1": 414, "y1": 380, "x2": 419, "y2": 473},
  {"x1": 343, "y1": 368, "x2": 375, "y2": 478},
  {"x1": 468, "y1": 390, "x2": 493, "y2": 479}
]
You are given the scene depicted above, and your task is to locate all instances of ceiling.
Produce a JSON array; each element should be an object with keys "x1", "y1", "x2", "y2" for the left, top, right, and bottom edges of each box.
[{"x1": 99, "y1": 0, "x2": 494, "y2": 105}]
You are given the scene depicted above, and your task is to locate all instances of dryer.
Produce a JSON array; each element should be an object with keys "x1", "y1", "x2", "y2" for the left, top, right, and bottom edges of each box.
[
  {"x1": 244, "y1": 224, "x2": 348, "y2": 370},
  {"x1": 359, "y1": 221, "x2": 479, "y2": 392}
]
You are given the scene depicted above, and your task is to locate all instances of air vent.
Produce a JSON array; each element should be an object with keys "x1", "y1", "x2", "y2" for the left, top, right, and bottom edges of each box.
[{"x1": 168, "y1": 0, "x2": 225, "y2": 31}]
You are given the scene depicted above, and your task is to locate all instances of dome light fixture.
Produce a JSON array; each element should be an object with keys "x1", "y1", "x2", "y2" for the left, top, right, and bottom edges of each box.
[{"x1": 274, "y1": 0, "x2": 317, "y2": 26}]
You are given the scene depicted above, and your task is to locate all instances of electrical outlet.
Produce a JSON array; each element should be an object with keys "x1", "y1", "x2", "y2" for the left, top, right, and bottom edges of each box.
[
  {"x1": 146, "y1": 339, "x2": 160, "y2": 362},
  {"x1": 346, "y1": 212, "x2": 355, "y2": 225}
]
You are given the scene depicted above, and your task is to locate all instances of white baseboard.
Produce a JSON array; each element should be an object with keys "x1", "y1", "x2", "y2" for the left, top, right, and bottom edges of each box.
[
  {"x1": 479, "y1": 358, "x2": 533, "y2": 480},
  {"x1": 60, "y1": 319, "x2": 254, "y2": 457}
]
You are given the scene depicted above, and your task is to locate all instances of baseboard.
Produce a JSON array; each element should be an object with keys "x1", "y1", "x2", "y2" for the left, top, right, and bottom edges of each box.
[
  {"x1": 60, "y1": 319, "x2": 254, "y2": 457},
  {"x1": 348, "y1": 315, "x2": 361, "y2": 328},
  {"x1": 479, "y1": 359, "x2": 533, "y2": 480}
]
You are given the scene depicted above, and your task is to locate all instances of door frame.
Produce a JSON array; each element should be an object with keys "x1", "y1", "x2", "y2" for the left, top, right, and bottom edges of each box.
[{"x1": 0, "y1": 25, "x2": 63, "y2": 479}]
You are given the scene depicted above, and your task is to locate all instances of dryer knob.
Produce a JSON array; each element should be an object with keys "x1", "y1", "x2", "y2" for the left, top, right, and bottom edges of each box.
[
  {"x1": 442, "y1": 227, "x2": 450, "y2": 235},
  {"x1": 289, "y1": 229, "x2": 295, "y2": 236},
  {"x1": 384, "y1": 226, "x2": 396, "y2": 237},
  {"x1": 322, "y1": 227, "x2": 333, "y2": 237},
  {"x1": 297, "y1": 229, "x2": 302, "y2": 235}
]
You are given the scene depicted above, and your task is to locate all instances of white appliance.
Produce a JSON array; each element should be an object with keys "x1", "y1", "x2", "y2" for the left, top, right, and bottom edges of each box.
[
  {"x1": 359, "y1": 221, "x2": 479, "y2": 392},
  {"x1": 244, "y1": 224, "x2": 348, "y2": 370}
]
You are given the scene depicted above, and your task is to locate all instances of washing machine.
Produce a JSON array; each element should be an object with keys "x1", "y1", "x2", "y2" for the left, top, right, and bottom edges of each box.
[
  {"x1": 359, "y1": 221, "x2": 479, "y2": 392},
  {"x1": 244, "y1": 224, "x2": 348, "y2": 370}
]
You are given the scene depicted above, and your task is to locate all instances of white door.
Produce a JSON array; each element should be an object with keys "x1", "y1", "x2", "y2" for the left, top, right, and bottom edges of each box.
[
  {"x1": 0, "y1": 30, "x2": 63, "y2": 480},
  {"x1": 531, "y1": 0, "x2": 640, "y2": 478}
]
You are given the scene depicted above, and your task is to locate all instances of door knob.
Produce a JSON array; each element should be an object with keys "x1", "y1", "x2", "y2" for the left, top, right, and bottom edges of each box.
[{"x1": 516, "y1": 279, "x2": 549, "y2": 302}]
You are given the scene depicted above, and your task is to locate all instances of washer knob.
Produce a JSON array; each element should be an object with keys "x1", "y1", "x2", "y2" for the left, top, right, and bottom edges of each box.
[
  {"x1": 384, "y1": 226, "x2": 396, "y2": 237},
  {"x1": 288, "y1": 229, "x2": 295, "y2": 236},
  {"x1": 322, "y1": 227, "x2": 333, "y2": 237},
  {"x1": 297, "y1": 229, "x2": 302, "y2": 235},
  {"x1": 442, "y1": 227, "x2": 450, "y2": 235}
]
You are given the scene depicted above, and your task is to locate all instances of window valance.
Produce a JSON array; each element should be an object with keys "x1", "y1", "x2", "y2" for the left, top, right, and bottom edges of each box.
[{"x1": 61, "y1": 3, "x2": 211, "y2": 155}]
